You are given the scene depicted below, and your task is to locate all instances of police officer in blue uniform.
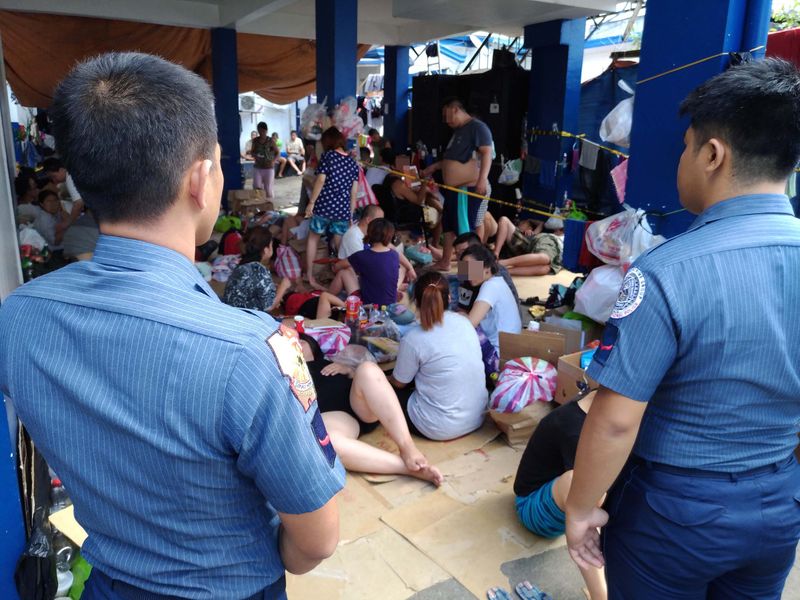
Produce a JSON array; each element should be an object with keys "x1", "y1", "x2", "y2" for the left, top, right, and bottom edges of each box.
[
  {"x1": 0, "y1": 53, "x2": 344, "y2": 599},
  {"x1": 565, "y1": 58, "x2": 800, "y2": 599}
]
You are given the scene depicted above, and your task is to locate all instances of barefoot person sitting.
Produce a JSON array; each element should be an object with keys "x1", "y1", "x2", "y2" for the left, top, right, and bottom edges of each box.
[
  {"x1": 299, "y1": 334, "x2": 443, "y2": 485},
  {"x1": 514, "y1": 391, "x2": 607, "y2": 600},
  {"x1": 493, "y1": 215, "x2": 564, "y2": 276}
]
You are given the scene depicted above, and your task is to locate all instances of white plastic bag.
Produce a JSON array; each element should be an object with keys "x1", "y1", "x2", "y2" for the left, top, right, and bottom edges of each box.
[
  {"x1": 18, "y1": 225, "x2": 47, "y2": 251},
  {"x1": 574, "y1": 265, "x2": 625, "y2": 324},
  {"x1": 498, "y1": 158, "x2": 522, "y2": 185},
  {"x1": 585, "y1": 208, "x2": 664, "y2": 265},
  {"x1": 599, "y1": 80, "x2": 634, "y2": 148}
]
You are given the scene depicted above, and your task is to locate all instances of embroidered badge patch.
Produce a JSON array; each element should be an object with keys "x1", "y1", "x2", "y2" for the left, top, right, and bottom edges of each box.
[
  {"x1": 310, "y1": 409, "x2": 336, "y2": 468},
  {"x1": 611, "y1": 267, "x2": 646, "y2": 319},
  {"x1": 266, "y1": 325, "x2": 317, "y2": 412}
]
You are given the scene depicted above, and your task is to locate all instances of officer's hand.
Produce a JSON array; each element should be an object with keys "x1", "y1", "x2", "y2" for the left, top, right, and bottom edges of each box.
[
  {"x1": 565, "y1": 506, "x2": 607, "y2": 570},
  {"x1": 321, "y1": 362, "x2": 355, "y2": 378}
]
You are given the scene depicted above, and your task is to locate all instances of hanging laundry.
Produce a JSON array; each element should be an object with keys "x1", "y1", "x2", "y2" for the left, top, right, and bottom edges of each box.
[
  {"x1": 579, "y1": 141, "x2": 599, "y2": 170},
  {"x1": 610, "y1": 158, "x2": 629, "y2": 204}
]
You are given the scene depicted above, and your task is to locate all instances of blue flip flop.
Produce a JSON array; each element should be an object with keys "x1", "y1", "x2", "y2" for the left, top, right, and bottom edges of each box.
[
  {"x1": 487, "y1": 587, "x2": 513, "y2": 600},
  {"x1": 515, "y1": 580, "x2": 554, "y2": 600}
]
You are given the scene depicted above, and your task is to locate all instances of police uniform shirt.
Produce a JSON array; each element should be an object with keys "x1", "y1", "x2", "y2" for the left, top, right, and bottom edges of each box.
[
  {"x1": 587, "y1": 194, "x2": 800, "y2": 473},
  {"x1": 0, "y1": 235, "x2": 345, "y2": 599}
]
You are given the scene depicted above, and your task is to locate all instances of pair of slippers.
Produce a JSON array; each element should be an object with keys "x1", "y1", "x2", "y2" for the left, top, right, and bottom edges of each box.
[{"x1": 487, "y1": 581, "x2": 553, "y2": 600}]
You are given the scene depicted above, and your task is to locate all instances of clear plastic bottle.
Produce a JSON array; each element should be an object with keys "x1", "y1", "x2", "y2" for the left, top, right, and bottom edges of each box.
[{"x1": 53, "y1": 531, "x2": 75, "y2": 598}]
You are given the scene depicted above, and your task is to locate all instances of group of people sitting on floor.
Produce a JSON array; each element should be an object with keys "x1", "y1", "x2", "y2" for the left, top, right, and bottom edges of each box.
[
  {"x1": 14, "y1": 159, "x2": 100, "y2": 264},
  {"x1": 218, "y1": 123, "x2": 568, "y2": 484}
]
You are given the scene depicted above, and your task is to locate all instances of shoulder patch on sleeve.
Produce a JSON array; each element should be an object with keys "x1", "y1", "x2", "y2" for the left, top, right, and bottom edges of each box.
[
  {"x1": 610, "y1": 267, "x2": 646, "y2": 319},
  {"x1": 266, "y1": 325, "x2": 317, "y2": 412}
]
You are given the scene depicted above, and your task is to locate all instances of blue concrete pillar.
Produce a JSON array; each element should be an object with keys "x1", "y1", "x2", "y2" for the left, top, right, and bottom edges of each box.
[
  {"x1": 384, "y1": 46, "x2": 411, "y2": 152},
  {"x1": 315, "y1": 0, "x2": 357, "y2": 107},
  {"x1": 625, "y1": 0, "x2": 770, "y2": 237},
  {"x1": 522, "y1": 19, "x2": 585, "y2": 209},
  {"x1": 211, "y1": 28, "x2": 242, "y2": 205},
  {"x1": 0, "y1": 398, "x2": 23, "y2": 600}
]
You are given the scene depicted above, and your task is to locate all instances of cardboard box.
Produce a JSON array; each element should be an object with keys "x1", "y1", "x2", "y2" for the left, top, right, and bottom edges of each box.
[
  {"x1": 489, "y1": 402, "x2": 553, "y2": 449},
  {"x1": 492, "y1": 331, "x2": 566, "y2": 448},
  {"x1": 498, "y1": 330, "x2": 565, "y2": 367},
  {"x1": 227, "y1": 189, "x2": 271, "y2": 214},
  {"x1": 555, "y1": 350, "x2": 599, "y2": 404}
]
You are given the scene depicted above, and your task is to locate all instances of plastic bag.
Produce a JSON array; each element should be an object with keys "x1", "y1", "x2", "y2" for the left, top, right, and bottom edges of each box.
[
  {"x1": 584, "y1": 208, "x2": 639, "y2": 265},
  {"x1": 275, "y1": 244, "x2": 302, "y2": 280},
  {"x1": 599, "y1": 81, "x2": 634, "y2": 147},
  {"x1": 573, "y1": 265, "x2": 625, "y2": 324},
  {"x1": 489, "y1": 357, "x2": 557, "y2": 413},
  {"x1": 305, "y1": 324, "x2": 351, "y2": 357},
  {"x1": 300, "y1": 101, "x2": 328, "y2": 141},
  {"x1": 498, "y1": 158, "x2": 523, "y2": 185},
  {"x1": 19, "y1": 225, "x2": 47, "y2": 251},
  {"x1": 355, "y1": 167, "x2": 378, "y2": 209},
  {"x1": 332, "y1": 96, "x2": 364, "y2": 140},
  {"x1": 329, "y1": 344, "x2": 377, "y2": 368}
]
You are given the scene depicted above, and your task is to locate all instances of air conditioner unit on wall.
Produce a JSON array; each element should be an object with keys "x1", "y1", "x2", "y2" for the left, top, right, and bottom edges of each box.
[{"x1": 239, "y1": 95, "x2": 257, "y2": 112}]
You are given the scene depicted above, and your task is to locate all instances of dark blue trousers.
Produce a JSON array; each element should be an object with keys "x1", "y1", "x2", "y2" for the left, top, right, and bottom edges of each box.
[
  {"x1": 83, "y1": 568, "x2": 287, "y2": 600},
  {"x1": 603, "y1": 455, "x2": 800, "y2": 599}
]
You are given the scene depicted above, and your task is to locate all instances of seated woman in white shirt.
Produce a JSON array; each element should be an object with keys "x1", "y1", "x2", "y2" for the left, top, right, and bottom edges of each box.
[
  {"x1": 459, "y1": 244, "x2": 522, "y2": 357},
  {"x1": 390, "y1": 271, "x2": 488, "y2": 440}
]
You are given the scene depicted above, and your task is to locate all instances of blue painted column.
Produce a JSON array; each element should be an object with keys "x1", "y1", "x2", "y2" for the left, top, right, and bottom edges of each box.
[
  {"x1": 384, "y1": 45, "x2": 411, "y2": 152},
  {"x1": 315, "y1": 0, "x2": 357, "y2": 108},
  {"x1": 522, "y1": 19, "x2": 584, "y2": 210},
  {"x1": 211, "y1": 28, "x2": 242, "y2": 206},
  {"x1": 625, "y1": 0, "x2": 770, "y2": 237},
  {"x1": 0, "y1": 397, "x2": 23, "y2": 600},
  {"x1": 523, "y1": 20, "x2": 584, "y2": 271}
]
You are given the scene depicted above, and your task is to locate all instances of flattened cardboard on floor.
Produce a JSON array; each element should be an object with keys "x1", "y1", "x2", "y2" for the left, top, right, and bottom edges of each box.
[{"x1": 381, "y1": 481, "x2": 563, "y2": 598}]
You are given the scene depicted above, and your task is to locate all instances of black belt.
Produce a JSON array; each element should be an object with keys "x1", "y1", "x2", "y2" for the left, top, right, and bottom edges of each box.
[
  {"x1": 90, "y1": 568, "x2": 286, "y2": 600},
  {"x1": 631, "y1": 454, "x2": 793, "y2": 481}
]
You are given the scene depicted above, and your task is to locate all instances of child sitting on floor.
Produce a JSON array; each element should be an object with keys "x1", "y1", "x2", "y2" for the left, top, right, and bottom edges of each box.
[{"x1": 514, "y1": 391, "x2": 607, "y2": 600}]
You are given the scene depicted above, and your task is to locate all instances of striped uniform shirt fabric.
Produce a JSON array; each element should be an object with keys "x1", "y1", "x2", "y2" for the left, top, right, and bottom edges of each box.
[
  {"x1": 0, "y1": 235, "x2": 345, "y2": 599},
  {"x1": 587, "y1": 194, "x2": 800, "y2": 472}
]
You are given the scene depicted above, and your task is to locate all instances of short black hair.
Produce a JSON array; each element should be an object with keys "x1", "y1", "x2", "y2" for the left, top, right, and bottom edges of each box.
[
  {"x1": 442, "y1": 97, "x2": 465, "y2": 111},
  {"x1": 257, "y1": 122, "x2": 268, "y2": 131},
  {"x1": 459, "y1": 243, "x2": 498, "y2": 275},
  {"x1": 368, "y1": 128, "x2": 379, "y2": 137},
  {"x1": 14, "y1": 167, "x2": 35, "y2": 198},
  {"x1": 679, "y1": 58, "x2": 800, "y2": 183},
  {"x1": 38, "y1": 189, "x2": 58, "y2": 204},
  {"x1": 359, "y1": 147, "x2": 371, "y2": 161},
  {"x1": 51, "y1": 52, "x2": 217, "y2": 224},
  {"x1": 41, "y1": 157, "x2": 63, "y2": 173},
  {"x1": 380, "y1": 147, "x2": 396, "y2": 166},
  {"x1": 453, "y1": 231, "x2": 481, "y2": 248}
]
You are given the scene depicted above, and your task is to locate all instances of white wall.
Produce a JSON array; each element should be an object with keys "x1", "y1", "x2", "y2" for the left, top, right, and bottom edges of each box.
[{"x1": 238, "y1": 96, "x2": 297, "y2": 157}]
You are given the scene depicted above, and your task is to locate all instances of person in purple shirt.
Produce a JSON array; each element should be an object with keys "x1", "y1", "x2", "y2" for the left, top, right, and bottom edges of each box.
[{"x1": 348, "y1": 218, "x2": 401, "y2": 306}]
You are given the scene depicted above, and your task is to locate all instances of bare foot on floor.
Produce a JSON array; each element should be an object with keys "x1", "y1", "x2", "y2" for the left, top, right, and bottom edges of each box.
[
  {"x1": 399, "y1": 443, "x2": 428, "y2": 472},
  {"x1": 409, "y1": 464, "x2": 443, "y2": 487}
]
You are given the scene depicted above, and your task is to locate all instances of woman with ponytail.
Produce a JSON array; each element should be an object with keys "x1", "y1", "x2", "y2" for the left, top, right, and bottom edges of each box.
[{"x1": 390, "y1": 271, "x2": 488, "y2": 440}]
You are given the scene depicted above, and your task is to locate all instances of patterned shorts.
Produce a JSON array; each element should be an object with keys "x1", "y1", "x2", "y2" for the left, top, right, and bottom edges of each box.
[{"x1": 310, "y1": 214, "x2": 350, "y2": 237}]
